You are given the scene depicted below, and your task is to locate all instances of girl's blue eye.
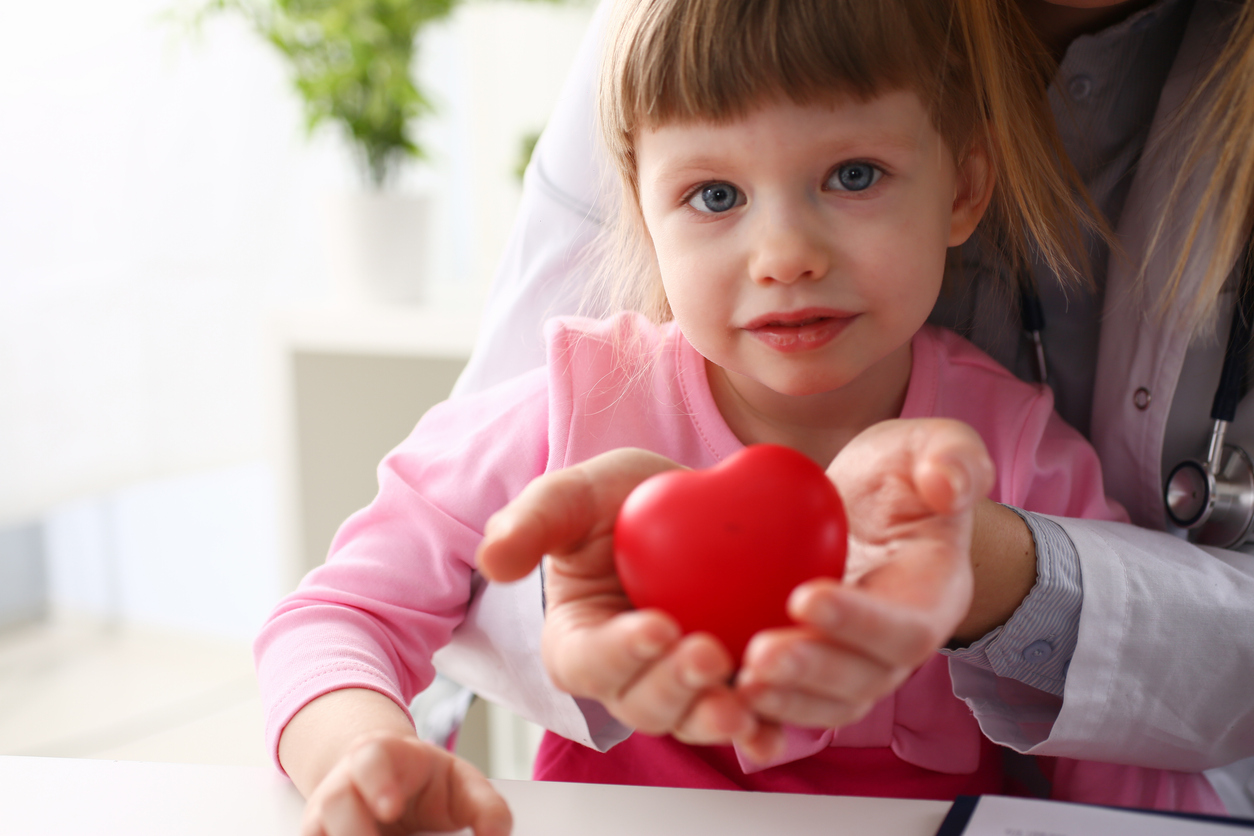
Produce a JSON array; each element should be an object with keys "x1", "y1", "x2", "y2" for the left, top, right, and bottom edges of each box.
[
  {"x1": 827, "y1": 162, "x2": 881, "y2": 192},
  {"x1": 688, "y1": 183, "x2": 741, "y2": 213}
]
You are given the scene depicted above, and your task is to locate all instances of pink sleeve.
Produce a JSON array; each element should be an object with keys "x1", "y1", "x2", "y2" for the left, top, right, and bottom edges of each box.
[
  {"x1": 1000, "y1": 389, "x2": 1129, "y2": 524},
  {"x1": 253, "y1": 368, "x2": 551, "y2": 771}
]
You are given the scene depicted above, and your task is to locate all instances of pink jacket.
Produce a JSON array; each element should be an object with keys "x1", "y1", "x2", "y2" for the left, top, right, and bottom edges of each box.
[{"x1": 255, "y1": 313, "x2": 1222, "y2": 811}]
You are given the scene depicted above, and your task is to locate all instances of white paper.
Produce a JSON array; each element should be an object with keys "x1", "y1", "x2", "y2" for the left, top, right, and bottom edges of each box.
[{"x1": 961, "y1": 795, "x2": 1251, "y2": 836}]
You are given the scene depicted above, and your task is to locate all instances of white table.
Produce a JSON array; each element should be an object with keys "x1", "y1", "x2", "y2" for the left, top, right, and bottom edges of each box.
[{"x1": 0, "y1": 756, "x2": 951, "y2": 835}]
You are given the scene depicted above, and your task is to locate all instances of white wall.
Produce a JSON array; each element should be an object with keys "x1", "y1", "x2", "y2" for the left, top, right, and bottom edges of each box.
[
  {"x1": 0, "y1": 0, "x2": 595, "y2": 633},
  {"x1": 1, "y1": 2, "x2": 333, "y2": 522},
  {"x1": 451, "y1": 2, "x2": 597, "y2": 304},
  {"x1": 44, "y1": 463, "x2": 280, "y2": 640}
]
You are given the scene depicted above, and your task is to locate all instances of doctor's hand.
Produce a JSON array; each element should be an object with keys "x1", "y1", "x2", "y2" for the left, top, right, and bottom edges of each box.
[
  {"x1": 731, "y1": 419, "x2": 995, "y2": 729},
  {"x1": 476, "y1": 448, "x2": 782, "y2": 760}
]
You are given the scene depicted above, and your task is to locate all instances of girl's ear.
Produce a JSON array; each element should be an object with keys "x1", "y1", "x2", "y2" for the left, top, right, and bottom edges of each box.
[{"x1": 948, "y1": 144, "x2": 995, "y2": 248}]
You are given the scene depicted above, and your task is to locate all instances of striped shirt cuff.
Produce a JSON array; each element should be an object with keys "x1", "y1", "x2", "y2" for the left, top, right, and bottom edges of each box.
[{"x1": 941, "y1": 507, "x2": 1082, "y2": 697}]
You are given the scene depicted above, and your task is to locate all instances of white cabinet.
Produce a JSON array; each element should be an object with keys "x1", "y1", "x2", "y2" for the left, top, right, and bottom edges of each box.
[
  {"x1": 270, "y1": 303, "x2": 542, "y2": 779},
  {"x1": 271, "y1": 304, "x2": 479, "y2": 579}
]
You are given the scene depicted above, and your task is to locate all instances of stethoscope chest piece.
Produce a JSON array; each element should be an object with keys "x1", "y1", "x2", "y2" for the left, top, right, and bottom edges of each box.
[
  {"x1": 1162, "y1": 247, "x2": 1254, "y2": 549},
  {"x1": 1166, "y1": 442, "x2": 1254, "y2": 548}
]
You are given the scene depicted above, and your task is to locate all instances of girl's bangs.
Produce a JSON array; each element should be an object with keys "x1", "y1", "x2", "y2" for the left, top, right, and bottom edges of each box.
[{"x1": 612, "y1": 0, "x2": 941, "y2": 131}]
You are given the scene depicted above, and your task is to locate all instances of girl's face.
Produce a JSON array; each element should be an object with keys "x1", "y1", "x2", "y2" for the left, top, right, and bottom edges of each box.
[{"x1": 636, "y1": 91, "x2": 990, "y2": 430}]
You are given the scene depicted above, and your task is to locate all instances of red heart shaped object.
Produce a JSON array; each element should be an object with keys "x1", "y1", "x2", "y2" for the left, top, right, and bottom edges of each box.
[{"x1": 614, "y1": 444, "x2": 847, "y2": 663}]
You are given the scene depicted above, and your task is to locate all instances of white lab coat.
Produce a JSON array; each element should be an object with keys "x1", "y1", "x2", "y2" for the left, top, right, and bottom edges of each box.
[{"x1": 436, "y1": 0, "x2": 1254, "y2": 808}]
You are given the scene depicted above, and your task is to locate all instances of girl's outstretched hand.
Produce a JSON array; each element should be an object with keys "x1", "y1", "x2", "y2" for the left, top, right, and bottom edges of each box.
[
  {"x1": 476, "y1": 448, "x2": 782, "y2": 760},
  {"x1": 734, "y1": 418, "x2": 995, "y2": 730},
  {"x1": 476, "y1": 419, "x2": 994, "y2": 761}
]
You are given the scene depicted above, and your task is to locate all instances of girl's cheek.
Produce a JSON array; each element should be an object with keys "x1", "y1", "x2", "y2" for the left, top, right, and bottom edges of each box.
[{"x1": 654, "y1": 229, "x2": 703, "y2": 270}]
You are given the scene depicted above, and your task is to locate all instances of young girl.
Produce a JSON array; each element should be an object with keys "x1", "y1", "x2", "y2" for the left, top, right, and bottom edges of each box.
[{"x1": 258, "y1": 0, "x2": 1226, "y2": 828}]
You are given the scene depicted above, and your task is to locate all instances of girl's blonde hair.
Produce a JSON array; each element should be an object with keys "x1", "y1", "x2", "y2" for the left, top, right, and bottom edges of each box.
[{"x1": 589, "y1": 0, "x2": 1099, "y2": 323}]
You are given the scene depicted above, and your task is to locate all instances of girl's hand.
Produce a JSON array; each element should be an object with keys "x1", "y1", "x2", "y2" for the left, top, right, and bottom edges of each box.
[
  {"x1": 299, "y1": 730, "x2": 511, "y2": 836},
  {"x1": 734, "y1": 418, "x2": 994, "y2": 729},
  {"x1": 476, "y1": 419, "x2": 993, "y2": 759},
  {"x1": 281, "y1": 689, "x2": 510, "y2": 836},
  {"x1": 476, "y1": 448, "x2": 783, "y2": 760}
]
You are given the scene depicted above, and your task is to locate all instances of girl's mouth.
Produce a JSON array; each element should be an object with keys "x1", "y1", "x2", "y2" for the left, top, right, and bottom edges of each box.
[{"x1": 743, "y1": 309, "x2": 851, "y2": 353}]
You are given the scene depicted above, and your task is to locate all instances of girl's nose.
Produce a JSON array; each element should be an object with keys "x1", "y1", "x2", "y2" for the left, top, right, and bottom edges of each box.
[{"x1": 747, "y1": 208, "x2": 830, "y2": 286}]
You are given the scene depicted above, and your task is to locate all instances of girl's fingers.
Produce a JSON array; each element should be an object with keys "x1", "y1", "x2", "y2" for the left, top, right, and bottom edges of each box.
[
  {"x1": 299, "y1": 806, "x2": 328, "y2": 836},
  {"x1": 478, "y1": 449, "x2": 682, "y2": 582},
  {"x1": 348, "y1": 739, "x2": 407, "y2": 822},
  {"x1": 731, "y1": 587, "x2": 942, "y2": 728},
  {"x1": 542, "y1": 606, "x2": 757, "y2": 746},
  {"x1": 318, "y1": 779, "x2": 382, "y2": 836},
  {"x1": 542, "y1": 608, "x2": 681, "y2": 699},
  {"x1": 740, "y1": 684, "x2": 877, "y2": 729},
  {"x1": 379, "y1": 738, "x2": 512, "y2": 836},
  {"x1": 737, "y1": 627, "x2": 896, "y2": 706},
  {"x1": 830, "y1": 418, "x2": 993, "y2": 534},
  {"x1": 335, "y1": 736, "x2": 513, "y2": 836},
  {"x1": 609, "y1": 632, "x2": 739, "y2": 735},
  {"x1": 786, "y1": 581, "x2": 944, "y2": 668},
  {"x1": 539, "y1": 540, "x2": 627, "y2": 609},
  {"x1": 444, "y1": 756, "x2": 514, "y2": 836},
  {"x1": 910, "y1": 422, "x2": 995, "y2": 514},
  {"x1": 477, "y1": 466, "x2": 602, "y2": 583},
  {"x1": 671, "y1": 687, "x2": 763, "y2": 746},
  {"x1": 732, "y1": 719, "x2": 787, "y2": 765}
]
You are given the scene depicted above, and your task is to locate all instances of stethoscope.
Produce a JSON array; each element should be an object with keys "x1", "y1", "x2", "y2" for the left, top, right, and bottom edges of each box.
[
  {"x1": 1163, "y1": 247, "x2": 1254, "y2": 548},
  {"x1": 1021, "y1": 245, "x2": 1254, "y2": 549}
]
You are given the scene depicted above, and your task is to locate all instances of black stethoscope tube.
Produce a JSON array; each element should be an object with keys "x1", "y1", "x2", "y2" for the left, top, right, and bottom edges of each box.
[
  {"x1": 1019, "y1": 273, "x2": 1048, "y2": 385},
  {"x1": 1210, "y1": 267, "x2": 1254, "y2": 425},
  {"x1": 1023, "y1": 245, "x2": 1254, "y2": 547}
]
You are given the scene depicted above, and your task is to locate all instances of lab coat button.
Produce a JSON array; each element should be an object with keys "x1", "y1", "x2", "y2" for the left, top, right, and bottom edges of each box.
[
  {"x1": 1022, "y1": 640, "x2": 1053, "y2": 663},
  {"x1": 1133, "y1": 387, "x2": 1151, "y2": 410},
  {"x1": 1068, "y1": 75, "x2": 1093, "y2": 100}
]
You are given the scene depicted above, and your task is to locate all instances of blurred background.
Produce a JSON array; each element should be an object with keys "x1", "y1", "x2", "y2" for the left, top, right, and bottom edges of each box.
[{"x1": 0, "y1": 0, "x2": 594, "y2": 778}]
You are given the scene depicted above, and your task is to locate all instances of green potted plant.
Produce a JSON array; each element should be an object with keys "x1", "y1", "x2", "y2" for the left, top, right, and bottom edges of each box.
[
  {"x1": 200, "y1": 0, "x2": 542, "y2": 303},
  {"x1": 203, "y1": 0, "x2": 449, "y2": 189},
  {"x1": 196, "y1": 0, "x2": 453, "y2": 303}
]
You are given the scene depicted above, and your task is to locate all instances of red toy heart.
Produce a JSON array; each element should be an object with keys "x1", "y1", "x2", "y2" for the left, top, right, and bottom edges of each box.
[{"x1": 614, "y1": 444, "x2": 847, "y2": 663}]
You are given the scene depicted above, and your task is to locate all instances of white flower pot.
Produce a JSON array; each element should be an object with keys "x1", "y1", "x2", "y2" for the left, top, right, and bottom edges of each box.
[{"x1": 323, "y1": 191, "x2": 431, "y2": 305}]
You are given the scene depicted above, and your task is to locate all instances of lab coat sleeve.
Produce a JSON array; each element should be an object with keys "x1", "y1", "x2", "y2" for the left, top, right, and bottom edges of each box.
[
  {"x1": 956, "y1": 517, "x2": 1254, "y2": 771},
  {"x1": 944, "y1": 510, "x2": 1083, "y2": 698}
]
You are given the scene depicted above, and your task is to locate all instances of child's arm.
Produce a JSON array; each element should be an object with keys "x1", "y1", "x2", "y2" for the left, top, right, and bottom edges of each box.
[
  {"x1": 478, "y1": 419, "x2": 997, "y2": 759},
  {"x1": 254, "y1": 369, "x2": 553, "y2": 832},
  {"x1": 279, "y1": 688, "x2": 511, "y2": 836}
]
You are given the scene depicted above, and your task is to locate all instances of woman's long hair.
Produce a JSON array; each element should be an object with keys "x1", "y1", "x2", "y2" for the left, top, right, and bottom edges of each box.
[{"x1": 1146, "y1": 0, "x2": 1254, "y2": 333}]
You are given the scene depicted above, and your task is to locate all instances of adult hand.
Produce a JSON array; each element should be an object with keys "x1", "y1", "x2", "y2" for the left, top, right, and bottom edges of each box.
[
  {"x1": 476, "y1": 449, "x2": 782, "y2": 760},
  {"x1": 734, "y1": 418, "x2": 994, "y2": 729}
]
